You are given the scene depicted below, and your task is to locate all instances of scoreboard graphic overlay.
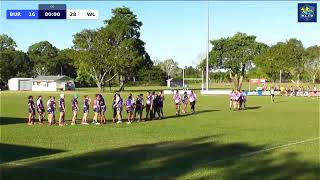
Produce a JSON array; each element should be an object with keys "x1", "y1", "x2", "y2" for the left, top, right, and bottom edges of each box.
[{"x1": 6, "y1": 4, "x2": 99, "y2": 20}]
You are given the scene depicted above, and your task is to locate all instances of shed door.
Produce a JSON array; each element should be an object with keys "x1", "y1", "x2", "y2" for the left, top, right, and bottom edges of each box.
[{"x1": 19, "y1": 80, "x2": 32, "y2": 90}]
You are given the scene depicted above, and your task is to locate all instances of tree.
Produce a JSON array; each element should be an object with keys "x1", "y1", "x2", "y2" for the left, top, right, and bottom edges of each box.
[
  {"x1": 72, "y1": 29, "x2": 114, "y2": 91},
  {"x1": 55, "y1": 49, "x2": 77, "y2": 79},
  {"x1": 184, "y1": 66, "x2": 201, "y2": 78},
  {"x1": 103, "y1": 7, "x2": 150, "y2": 91},
  {"x1": 158, "y1": 59, "x2": 179, "y2": 79},
  {"x1": 72, "y1": 7, "x2": 150, "y2": 91},
  {"x1": 27, "y1": 41, "x2": 59, "y2": 76},
  {"x1": 208, "y1": 32, "x2": 267, "y2": 90},
  {"x1": 254, "y1": 42, "x2": 286, "y2": 82},
  {"x1": 0, "y1": 34, "x2": 17, "y2": 51},
  {"x1": 285, "y1": 39, "x2": 306, "y2": 85},
  {"x1": 0, "y1": 50, "x2": 33, "y2": 85},
  {"x1": 0, "y1": 35, "x2": 33, "y2": 87},
  {"x1": 254, "y1": 39, "x2": 306, "y2": 84},
  {"x1": 305, "y1": 45, "x2": 320, "y2": 84},
  {"x1": 136, "y1": 65, "x2": 167, "y2": 85}
]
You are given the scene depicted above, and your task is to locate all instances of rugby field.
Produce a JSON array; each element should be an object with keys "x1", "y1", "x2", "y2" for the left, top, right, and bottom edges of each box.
[{"x1": 0, "y1": 91, "x2": 319, "y2": 179}]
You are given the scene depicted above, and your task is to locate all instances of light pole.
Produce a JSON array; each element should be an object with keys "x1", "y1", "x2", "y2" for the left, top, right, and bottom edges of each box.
[
  {"x1": 182, "y1": 67, "x2": 185, "y2": 89},
  {"x1": 206, "y1": 0, "x2": 210, "y2": 91}
]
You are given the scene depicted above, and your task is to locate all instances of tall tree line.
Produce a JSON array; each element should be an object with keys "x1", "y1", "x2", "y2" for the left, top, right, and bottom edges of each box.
[
  {"x1": 200, "y1": 33, "x2": 320, "y2": 90},
  {"x1": 1, "y1": 7, "x2": 319, "y2": 90},
  {"x1": 0, "y1": 7, "x2": 166, "y2": 90}
]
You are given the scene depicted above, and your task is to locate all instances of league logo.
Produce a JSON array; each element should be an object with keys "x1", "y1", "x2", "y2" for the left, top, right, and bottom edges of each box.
[{"x1": 298, "y1": 3, "x2": 317, "y2": 22}]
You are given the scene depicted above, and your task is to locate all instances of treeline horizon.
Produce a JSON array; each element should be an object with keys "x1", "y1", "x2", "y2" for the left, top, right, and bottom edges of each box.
[{"x1": 1, "y1": 7, "x2": 319, "y2": 91}]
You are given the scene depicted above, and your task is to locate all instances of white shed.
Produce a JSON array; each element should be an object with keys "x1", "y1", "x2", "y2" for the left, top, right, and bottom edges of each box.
[
  {"x1": 32, "y1": 76, "x2": 75, "y2": 91},
  {"x1": 8, "y1": 78, "x2": 33, "y2": 91}
]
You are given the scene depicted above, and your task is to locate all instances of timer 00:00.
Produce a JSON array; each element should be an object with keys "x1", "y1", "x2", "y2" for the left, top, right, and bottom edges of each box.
[{"x1": 45, "y1": 12, "x2": 61, "y2": 16}]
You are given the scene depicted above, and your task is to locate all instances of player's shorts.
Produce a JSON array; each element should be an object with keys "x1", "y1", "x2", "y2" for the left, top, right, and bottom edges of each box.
[
  {"x1": 29, "y1": 109, "x2": 35, "y2": 115},
  {"x1": 135, "y1": 106, "x2": 143, "y2": 113},
  {"x1": 37, "y1": 108, "x2": 45, "y2": 114},
  {"x1": 116, "y1": 107, "x2": 122, "y2": 112},
  {"x1": 47, "y1": 109, "x2": 54, "y2": 114},
  {"x1": 100, "y1": 106, "x2": 106, "y2": 113},
  {"x1": 271, "y1": 94, "x2": 275, "y2": 97},
  {"x1": 83, "y1": 108, "x2": 89, "y2": 113},
  {"x1": 113, "y1": 107, "x2": 117, "y2": 116},
  {"x1": 126, "y1": 107, "x2": 133, "y2": 113},
  {"x1": 182, "y1": 100, "x2": 187, "y2": 104},
  {"x1": 59, "y1": 108, "x2": 65, "y2": 113},
  {"x1": 175, "y1": 102, "x2": 181, "y2": 105},
  {"x1": 93, "y1": 107, "x2": 99, "y2": 113},
  {"x1": 72, "y1": 108, "x2": 78, "y2": 112}
]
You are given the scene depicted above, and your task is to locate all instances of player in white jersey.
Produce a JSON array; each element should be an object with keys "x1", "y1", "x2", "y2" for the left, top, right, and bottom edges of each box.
[
  {"x1": 270, "y1": 87, "x2": 275, "y2": 103},
  {"x1": 173, "y1": 90, "x2": 181, "y2": 115},
  {"x1": 189, "y1": 90, "x2": 197, "y2": 113}
]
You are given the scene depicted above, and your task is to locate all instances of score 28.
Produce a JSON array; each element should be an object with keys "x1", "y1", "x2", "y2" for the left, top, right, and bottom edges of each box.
[{"x1": 69, "y1": 11, "x2": 76, "y2": 16}]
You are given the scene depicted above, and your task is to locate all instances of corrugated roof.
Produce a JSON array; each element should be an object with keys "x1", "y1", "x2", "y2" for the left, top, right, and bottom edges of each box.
[
  {"x1": 32, "y1": 76, "x2": 73, "y2": 81},
  {"x1": 9, "y1": 78, "x2": 33, "y2": 80}
]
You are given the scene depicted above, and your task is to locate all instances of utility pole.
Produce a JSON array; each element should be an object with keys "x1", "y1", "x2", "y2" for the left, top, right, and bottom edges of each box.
[
  {"x1": 279, "y1": 70, "x2": 282, "y2": 83},
  {"x1": 206, "y1": 0, "x2": 210, "y2": 90}
]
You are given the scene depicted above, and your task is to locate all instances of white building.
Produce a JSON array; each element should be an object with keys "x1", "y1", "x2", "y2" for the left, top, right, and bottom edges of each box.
[
  {"x1": 32, "y1": 76, "x2": 75, "y2": 91},
  {"x1": 8, "y1": 78, "x2": 33, "y2": 91}
]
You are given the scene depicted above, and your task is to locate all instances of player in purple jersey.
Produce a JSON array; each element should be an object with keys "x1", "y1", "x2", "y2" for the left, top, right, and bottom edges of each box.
[
  {"x1": 51, "y1": 97, "x2": 56, "y2": 124},
  {"x1": 47, "y1": 96, "x2": 54, "y2": 125},
  {"x1": 71, "y1": 94, "x2": 79, "y2": 125},
  {"x1": 92, "y1": 94, "x2": 100, "y2": 125},
  {"x1": 188, "y1": 90, "x2": 197, "y2": 113},
  {"x1": 152, "y1": 91, "x2": 157, "y2": 119},
  {"x1": 112, "y1": 93, "x2": 118, "y2": 123},
  {"x1": 240, "y1": 90, "x2": 247, "y2": 109},
  {"x1": 126, "y1": 94, "x2": 134, "y2": 124},
  {"x1": 173, "y1": 90, "x2": 181, "y2": 115},
  {"x1": 234, "y1": 90, "x2": 241, "y2": 110},
  {"x1": 158, "y1": 91, "x2": 165, "y2": 118},
  {"x1": 113, "y1": 93, "x2": 123, "y2": 124},
  {"x1": 134, "y1": 94, "x2": 144, "y2": 121},
  {"x1": 82, "y1": 95, "x2": 90, "y2": 125},
  {"x1": 229, "y1": 89, "x2": 235, "y2": 110},
  {"x1": 182, "y1": 91, "x2": 189, "y2": 113},
  {"x1": 153, "y1": 94, "x2": 161, "y2": 119},
  {"x1": 27, "y1": 96, "x2": 35, "y2": 125},
  {"x1": 145, "y1": 91, "x2": 153, "y2": 120},
  {"x1": 36, "y1": 96, "x2": 45, "y2": 124},
  {"x1": 58, "y1": 94, "x2": 65, "y2": 126},
  {"x1": 99, "y1": 94, "x2": 107, "y2": 124},
  {"x1": 238, "y1": 91, "x2": 244, "y2": 110}
]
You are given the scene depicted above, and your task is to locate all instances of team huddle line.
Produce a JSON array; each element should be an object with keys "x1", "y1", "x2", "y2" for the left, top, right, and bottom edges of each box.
[{"x1": 27, "y1": 90, "x2": 198, "y2": 126}]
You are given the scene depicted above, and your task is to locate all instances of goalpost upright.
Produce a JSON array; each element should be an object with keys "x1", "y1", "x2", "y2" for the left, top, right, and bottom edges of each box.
[{"x1": 206, "y1": 0, "x2": 210, "y2": 91}]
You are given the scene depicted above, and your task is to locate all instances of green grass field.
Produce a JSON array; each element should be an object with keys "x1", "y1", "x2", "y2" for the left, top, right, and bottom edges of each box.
[{"x1": 0, "y1": 90, "x2": 319, "y2": 179}]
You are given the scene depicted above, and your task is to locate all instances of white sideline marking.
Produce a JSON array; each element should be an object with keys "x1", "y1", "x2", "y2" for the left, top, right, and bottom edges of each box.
[
  {"x1": 241, "y1": 137, "x2": 320, "y2": 157},
  {"x1": 2, "y1": 137, "x2": 319, "y2": 177}
]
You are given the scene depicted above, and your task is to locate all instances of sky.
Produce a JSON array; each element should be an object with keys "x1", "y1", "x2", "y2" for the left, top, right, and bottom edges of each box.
[{"x1": 1, "y1": 1, "x2": 319, "y2": 67}]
